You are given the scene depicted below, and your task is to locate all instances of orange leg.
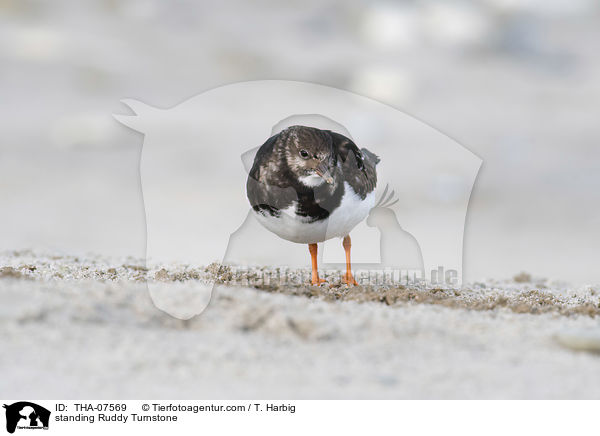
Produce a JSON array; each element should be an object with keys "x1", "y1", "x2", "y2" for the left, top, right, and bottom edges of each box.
[
  {"x1": 308, "y1": 243, "x2": 326, "y2": 285},
  {"x1": 342, "y1": 235, "x2": 358, "y2": 286}
]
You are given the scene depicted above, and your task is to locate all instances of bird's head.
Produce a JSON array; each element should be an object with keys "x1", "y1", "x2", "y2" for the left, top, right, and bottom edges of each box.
[{"x1": 281, "y1": 126, "x2": 336, "y2": 187}]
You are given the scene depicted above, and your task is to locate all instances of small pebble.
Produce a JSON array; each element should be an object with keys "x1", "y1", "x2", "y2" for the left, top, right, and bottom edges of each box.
[{"x1": 555, "y1": 329, "x2": 600, "y2": 353}]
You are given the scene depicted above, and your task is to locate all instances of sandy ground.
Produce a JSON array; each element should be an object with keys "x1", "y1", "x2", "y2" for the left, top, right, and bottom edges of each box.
[{"x1": 2, "y1": 251, "x2": 600, "y2": 399}]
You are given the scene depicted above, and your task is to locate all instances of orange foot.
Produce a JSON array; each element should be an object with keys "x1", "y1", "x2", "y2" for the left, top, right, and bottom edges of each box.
[
  {"x1": 341, "y1": 273, "x2": 358, "y2": 286},
  {"x1": 311, "y1": 276, "x2": 327, "y2": 286}
]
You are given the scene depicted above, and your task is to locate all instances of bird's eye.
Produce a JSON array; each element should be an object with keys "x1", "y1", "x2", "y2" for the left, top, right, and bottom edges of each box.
[
  {"x1": 313, "y1": 153, "x2": 319, "y2": 159},
  {"x1": 299, "y1": 150, "x2": 309, "y2": 158}
]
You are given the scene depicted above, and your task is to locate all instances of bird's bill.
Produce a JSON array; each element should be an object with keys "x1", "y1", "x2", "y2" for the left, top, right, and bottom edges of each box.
[{"x1": 315, "y1": 163, "x2": 334, "y2": 184}]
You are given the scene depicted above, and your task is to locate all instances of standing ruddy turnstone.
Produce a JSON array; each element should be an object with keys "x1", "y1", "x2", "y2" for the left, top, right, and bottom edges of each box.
[{"x1": 246, "y1": 125, "x2": 379, "y2": 285}]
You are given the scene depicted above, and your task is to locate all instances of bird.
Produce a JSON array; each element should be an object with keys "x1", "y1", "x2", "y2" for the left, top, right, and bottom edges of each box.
[{"x1": 246, "y1": 125, "x2": 379, "y2": 285}]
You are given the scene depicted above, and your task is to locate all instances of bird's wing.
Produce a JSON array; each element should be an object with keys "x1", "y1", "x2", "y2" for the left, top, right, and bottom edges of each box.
[
  {"x1": 329, "y1": 131, "x2": 378, "y2": 199},
  {"x1": 246, "y1": 132, "x2": 298, "y2": 215}
]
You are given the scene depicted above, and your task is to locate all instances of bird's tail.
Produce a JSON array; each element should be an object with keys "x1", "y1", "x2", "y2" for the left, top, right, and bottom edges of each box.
[{"x1": 361, "y1": 148, "x2": 380, "y2": 166}]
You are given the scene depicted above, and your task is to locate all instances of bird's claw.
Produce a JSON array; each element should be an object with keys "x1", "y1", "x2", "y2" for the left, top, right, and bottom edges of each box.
[
  {"x1": 311, "y1": 276, "x2": 327, "y2": 286},
  {"x1": 341, "y1": 273, "x2": 358, "y2": 286}
]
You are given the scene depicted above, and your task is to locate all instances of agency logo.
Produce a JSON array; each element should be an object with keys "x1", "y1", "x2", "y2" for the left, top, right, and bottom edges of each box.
[{"x1": 3, "y1": 402, "x2": 50, "y2": 434}]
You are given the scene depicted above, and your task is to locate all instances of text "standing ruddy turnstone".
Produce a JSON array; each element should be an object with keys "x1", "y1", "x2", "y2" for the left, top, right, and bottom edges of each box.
[{"x1": 246, "y1": 125, "x2": 379, "y2": 285}]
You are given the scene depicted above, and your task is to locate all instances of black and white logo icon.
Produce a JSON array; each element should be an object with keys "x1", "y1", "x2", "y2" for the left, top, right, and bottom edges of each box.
[{"x1": 3, "y1": 402, "x2": 50, "y2": 434}]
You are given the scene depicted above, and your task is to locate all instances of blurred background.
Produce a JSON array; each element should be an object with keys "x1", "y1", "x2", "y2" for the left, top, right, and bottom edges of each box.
[{"x1": 1, "y1": 0, "x2": 599, "y2": 284}]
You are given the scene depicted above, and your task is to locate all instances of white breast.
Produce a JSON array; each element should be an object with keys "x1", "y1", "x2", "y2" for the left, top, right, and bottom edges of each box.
[{"x1": 253, "y1": 182, "x2": 376, "y2": 244}]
